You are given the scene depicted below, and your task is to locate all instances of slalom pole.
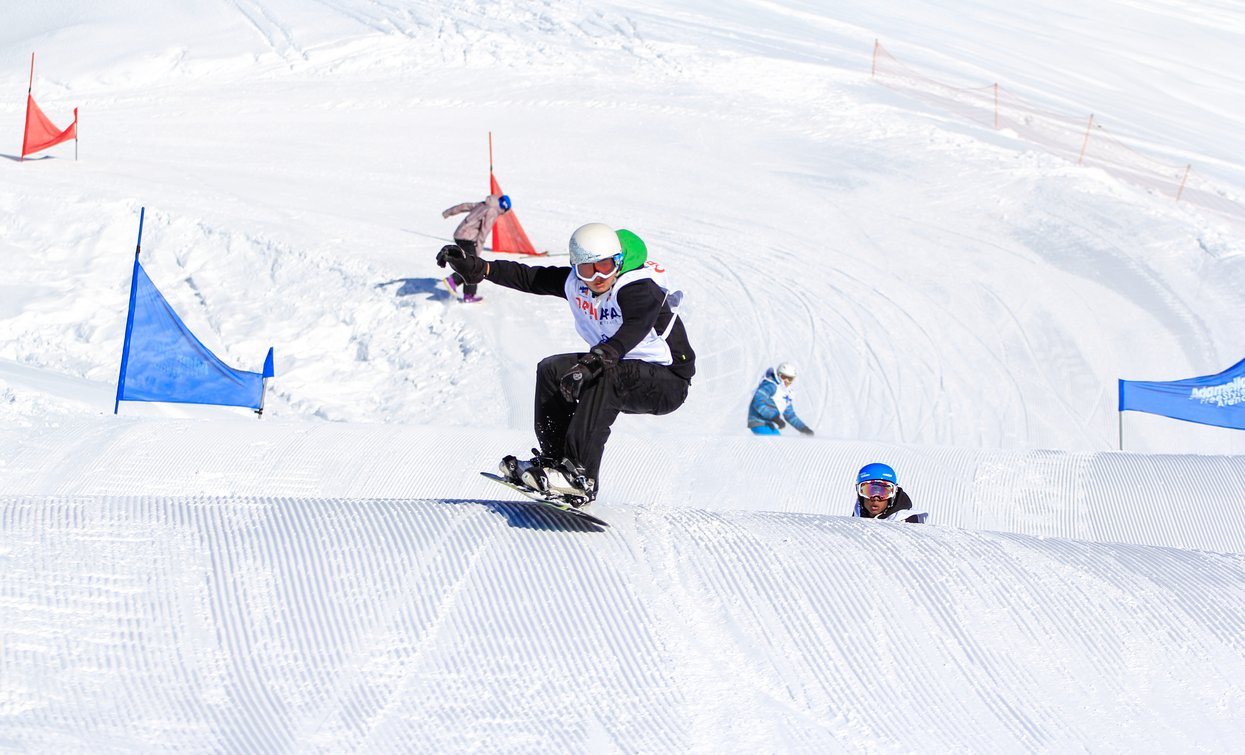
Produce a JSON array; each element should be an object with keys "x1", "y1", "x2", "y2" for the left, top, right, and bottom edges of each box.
[
  {"x1": 488, "y1": 131, "x2": 496, "y2": 250},
  {"x1": 20, "y1": 53, "x2": 34, "y2": 162},
  {"x1": 114, "y1": 208, "x2": 146, "y2": 414},
  {"x1": 135, "y1": 206, "x2": 145, "y2": 257},
  {"x1": 74, "y1": 108, "x2": 79, "y2": 161},
  {"x1": 256, "y1": 347, "x2": 274, "y2": 419},
  {"x1": 1116, "y1": 379, "x2": 1126, "y2": 451}
]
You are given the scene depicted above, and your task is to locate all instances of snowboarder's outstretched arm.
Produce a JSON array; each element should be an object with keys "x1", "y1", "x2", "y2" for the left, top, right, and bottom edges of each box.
[
  {"x1": 436, "y1": 247, "x2": 569, "y2": 297},
  {"x1": 485, "y1": 259, "x2": 570, "y2": 297},
  {"x1": 442, "y1": 202, "x2": 477, "y2": 218}
]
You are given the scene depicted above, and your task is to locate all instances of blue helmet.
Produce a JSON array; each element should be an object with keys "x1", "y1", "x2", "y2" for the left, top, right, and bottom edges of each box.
[
  {"x1": 857, "y1": 462, "x2": 897, "y2": 486},
  {"x1": 498, "y1": 194, "x2": 512, "y2": 211}
]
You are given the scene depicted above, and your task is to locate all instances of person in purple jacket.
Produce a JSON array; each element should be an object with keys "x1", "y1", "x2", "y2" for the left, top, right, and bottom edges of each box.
[{"x1": 441, "y1": 193, "x2": 511, "y2": 303}]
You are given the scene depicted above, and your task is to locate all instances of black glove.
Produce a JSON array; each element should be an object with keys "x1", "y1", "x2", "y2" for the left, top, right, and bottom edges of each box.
[
  {"x1": 798, "y1": 426, "x2": 814, "y2": 436},
  {"x1": 558, "y1": 344, "x2": 620, "y2": 402},
  {"x1": 436, "y1": 244, "x2": 487, "y2": 284},
  {"x1": 769, "y1": 417, "x2": 786, "y2": 431}
]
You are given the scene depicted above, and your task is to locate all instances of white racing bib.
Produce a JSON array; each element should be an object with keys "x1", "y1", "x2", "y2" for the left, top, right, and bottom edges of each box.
[{"x1": 563, "y1": 260, "x2": 683, "y2": 364}]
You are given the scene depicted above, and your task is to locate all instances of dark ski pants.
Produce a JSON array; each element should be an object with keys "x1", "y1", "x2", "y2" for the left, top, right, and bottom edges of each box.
[
  {"x1": 534, "y1": 353, "x2": 690, "y2": 491},
  {"x1": 449, "y1": 238, "x2": 479, "y2": 297}
]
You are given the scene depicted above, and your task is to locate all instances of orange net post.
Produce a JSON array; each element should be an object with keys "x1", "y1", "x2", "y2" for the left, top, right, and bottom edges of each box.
[
  {"x1": 1175, "y1": 165, "x2": 1191, "y2": 202},
  {"x1": 1077, "y1": 114, "x2": 1095, "y2": 165}
]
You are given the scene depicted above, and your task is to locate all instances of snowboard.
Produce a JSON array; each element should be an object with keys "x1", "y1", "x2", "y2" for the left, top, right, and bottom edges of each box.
[{"x1": 480, "y1": 472, "x2": 609, "y2": 527}]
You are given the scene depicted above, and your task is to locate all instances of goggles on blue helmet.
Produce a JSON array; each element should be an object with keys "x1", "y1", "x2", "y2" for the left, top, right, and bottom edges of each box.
[{"x1": 857, "y1": 480, "x2": 897, "y2": 500}]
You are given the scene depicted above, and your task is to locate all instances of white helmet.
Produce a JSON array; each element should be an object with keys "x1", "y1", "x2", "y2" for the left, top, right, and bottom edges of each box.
[
  {"x1": 569, "y1": 223, "x2": 622, "y2": 265},
  {"x1": 776, "y1": 362, "x2": 797, "y2": 379}
]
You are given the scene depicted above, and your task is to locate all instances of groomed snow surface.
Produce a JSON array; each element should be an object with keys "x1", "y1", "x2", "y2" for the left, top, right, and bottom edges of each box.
[{"x1": 3, "y1": 1, "x2": 1245, "y2": 752}]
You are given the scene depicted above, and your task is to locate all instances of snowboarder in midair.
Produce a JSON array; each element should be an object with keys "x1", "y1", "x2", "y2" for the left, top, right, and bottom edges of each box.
[
  {"x1": 747, "y1": 362, "x2": 814, "y2": 436},
  {"x1": 441, "y1": 193, "x2": 511, "y2": 303},
  {"x1": 852, "y1": 462, "x2": 928, "y2": 523},
  {"x1": 437, "y1": 222, "x2": 695, "y2": 506}
]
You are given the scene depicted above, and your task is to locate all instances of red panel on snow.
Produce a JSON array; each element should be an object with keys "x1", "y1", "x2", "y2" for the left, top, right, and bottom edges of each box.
[
  {"x1": 489, "y1": 173, "x2": 541, "y2": 255},
  {"x1": 22, "y1": 96, "x2": 76, "y2": 157}
]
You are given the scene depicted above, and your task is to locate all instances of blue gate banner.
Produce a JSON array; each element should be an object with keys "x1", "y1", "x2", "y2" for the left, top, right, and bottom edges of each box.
[
  {"x1": 115, "y1": 258, "x2": 274, "y2": 412},
  {"x1": 1119, "y1": 356, "x2": 1245, "y2": 430}
]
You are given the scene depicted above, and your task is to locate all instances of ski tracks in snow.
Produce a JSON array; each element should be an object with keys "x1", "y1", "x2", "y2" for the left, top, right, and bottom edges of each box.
[
  {"x1": 5, "y1": 417, "x2": 1245, "y2": 749},
  {"x1": 4, "y1": 494, "x2": 1245, "y2": 751},
  {"x1": 227, "y1": 0, "x2": 310, "y2": 65}
]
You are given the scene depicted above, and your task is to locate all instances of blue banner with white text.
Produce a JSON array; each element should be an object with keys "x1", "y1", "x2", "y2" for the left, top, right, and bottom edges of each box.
[
  {"x1": 115, "y1": 259, "x2": 274, "y2": 412},
  {"x1": 1119, "y1": 356, "x2": 1245, "y2": 430}
]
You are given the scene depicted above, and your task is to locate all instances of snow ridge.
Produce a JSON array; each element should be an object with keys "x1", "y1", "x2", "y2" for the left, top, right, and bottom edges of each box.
[{"x1": 3, "y1": 493, "x2": 1244, "y2": 752}]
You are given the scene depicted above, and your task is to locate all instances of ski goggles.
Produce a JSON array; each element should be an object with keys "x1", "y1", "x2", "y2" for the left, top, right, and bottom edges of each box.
[
  {"x1": 857, "y1": 480, "x2": 897, "y2": 500},
  {"x1": 575, "y1": 253, "x2": 624, "y2": 283}
]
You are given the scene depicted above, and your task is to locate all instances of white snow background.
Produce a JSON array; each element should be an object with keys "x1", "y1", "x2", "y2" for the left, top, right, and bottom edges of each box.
[{"x1": 3, "y1": 1, "x2": 1245, "y2": 752}]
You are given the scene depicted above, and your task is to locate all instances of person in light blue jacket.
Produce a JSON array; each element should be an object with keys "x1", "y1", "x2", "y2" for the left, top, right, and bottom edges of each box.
[{"x1": 747, "y1": 362, "x2": 814, "y2": 436}]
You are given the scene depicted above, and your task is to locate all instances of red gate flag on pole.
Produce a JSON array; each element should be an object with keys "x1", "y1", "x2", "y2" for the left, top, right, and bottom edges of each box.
[
  {"x1": 23, "y1": 96, "x2": 77, "y2": 158},
  {"x1": 487, "y1": 132, "x2": 541, "y2": 255},
  {"x1": 489, "y1": 172, "x2": 540, "y2": 255},
  {"x1": 21, "y1": 53, "x2": 78, "y2": 160}
]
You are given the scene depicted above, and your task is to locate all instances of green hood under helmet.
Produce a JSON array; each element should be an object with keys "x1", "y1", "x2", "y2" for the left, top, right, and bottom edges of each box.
[{"x1": 616, "y1": 229, "x2": 648, "y2": 275}]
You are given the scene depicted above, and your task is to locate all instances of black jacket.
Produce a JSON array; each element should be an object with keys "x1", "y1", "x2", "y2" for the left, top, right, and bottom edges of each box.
[
  {"x1": 486, "y1": 260, "x2": 695, "y2": 380},
  {"x1": 852, "y1": 488, "x2": 926, "y2": 523}
]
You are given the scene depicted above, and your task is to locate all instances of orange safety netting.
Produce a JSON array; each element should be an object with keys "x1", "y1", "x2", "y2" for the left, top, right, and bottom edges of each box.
[
  {"x1": 870, "y1": 40, "x2": 1245, "y2": 235},
  {"x1": 489, "y1": 173, "x2": 541, "y2": 255},
  {"x1": 22, "y1": 95, "x2": 76, "y2": 158}
]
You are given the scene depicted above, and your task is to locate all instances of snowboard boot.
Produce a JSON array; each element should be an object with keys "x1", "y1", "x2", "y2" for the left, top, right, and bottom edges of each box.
[
  {"x1": 522, "y1": 457, "x2": 596, "y2": 507},
  {"x1": 500, "y1": 449, "x2": 557, "y2": 487},
  {"x1": 499, "y1": 455, "x2": 535, "y2": 486}
]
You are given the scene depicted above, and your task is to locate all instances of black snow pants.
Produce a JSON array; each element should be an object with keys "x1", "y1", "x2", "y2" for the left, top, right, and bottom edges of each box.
[{"x1": 534, "y1": 353, "x2": 690, "y2": 491}]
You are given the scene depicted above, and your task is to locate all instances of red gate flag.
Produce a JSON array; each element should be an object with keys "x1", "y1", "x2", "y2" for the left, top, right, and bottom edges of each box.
[
  {"x1": 489, "y1": 172, "x2": 540, "y2": 255},
  {"x1": 22, "y1": 95, "x2": 77, "y2": 158}
]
